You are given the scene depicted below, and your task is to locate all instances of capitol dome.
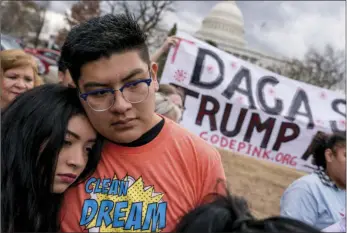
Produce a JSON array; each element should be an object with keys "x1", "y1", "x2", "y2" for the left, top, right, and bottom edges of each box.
[{"x1": 195, "y1": 1, "x2": 246, "y2": 48}]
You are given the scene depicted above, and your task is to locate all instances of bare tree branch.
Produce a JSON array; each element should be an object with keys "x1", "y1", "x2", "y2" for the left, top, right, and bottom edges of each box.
[
  {"x1": 32, "y1": 1, "x2": 50, "y2": 47},
  {"x1": 56, "y1": 0, "x2": 101, "y2": 47},
  {"x1": 103, "y1": 0, "x2": 175, "y2": 47},
  {"x1": 0, "y1": 1, "x2": 44, "y2": 40},
  {"x1": 105, "y1": 0, "x2": 116, "y2": 15},
  {"x1": 267, "y1": 45, "x2": 345, "y2": 91}
]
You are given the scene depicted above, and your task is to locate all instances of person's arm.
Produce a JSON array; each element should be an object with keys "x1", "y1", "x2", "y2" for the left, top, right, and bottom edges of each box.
[
  {"x1": 280, "y1": 186, "x2": 318, "y2": 226},
  {"x1": 150, "y1": 36, "x2": 180, "y2": 62}
]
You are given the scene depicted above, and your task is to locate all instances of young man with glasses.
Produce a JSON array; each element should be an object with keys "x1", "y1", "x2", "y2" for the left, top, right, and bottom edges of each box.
[{"x1": 59, "y1": 14, "x2": 226, "y2": 232}]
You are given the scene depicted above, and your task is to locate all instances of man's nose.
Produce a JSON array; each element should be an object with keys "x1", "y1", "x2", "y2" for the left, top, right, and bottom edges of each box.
[{"x1": 109, "y1": 91, "x2": 132, "y2": 114}]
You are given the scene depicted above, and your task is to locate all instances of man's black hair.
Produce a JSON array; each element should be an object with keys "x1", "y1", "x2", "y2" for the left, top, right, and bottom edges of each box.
[
  {"x1": 60, "y1": 14, "x2": 150, "y2": 87},
  {"x1": 309, "y1": 131, "x2": 346, "y2": 169},
  {"x1": 57, "y1": 57, "x2": 67, "y2": 72}
]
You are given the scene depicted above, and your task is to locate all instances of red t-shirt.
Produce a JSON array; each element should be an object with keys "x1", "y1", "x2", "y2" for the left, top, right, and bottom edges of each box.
[{"x1": 60, "y1": 118, "x2": 226, "y2": 232}]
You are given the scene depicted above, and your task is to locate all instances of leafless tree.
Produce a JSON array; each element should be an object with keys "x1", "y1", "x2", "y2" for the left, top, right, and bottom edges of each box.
[
  {"x1": 55, "y1": 28, "x2": 69, "y2": 48},
  {"x1": 0, "y1": 1, "x2": 40, "y2": 39},
  {"x1": 104, "y1": 0, "x2": 117, "y2": 15},
  {"x1": 55, "y1": 0, "x2": 101, "y2": 47},
  {"x1": 65, "y1": 0, "x2": 101, "y2": 27},
  {"x1": 268, "y1": 44, "x2": 345, "y2": 91},
  {"x1": 32, "y1": 1, "x2": 51, "y2": 48},
  {"x1": 103, "y1": 0, "x2": 175, "y2": 48}
]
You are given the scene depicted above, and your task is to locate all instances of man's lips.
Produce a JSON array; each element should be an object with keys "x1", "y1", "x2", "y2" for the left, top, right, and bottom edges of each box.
[{"x1": 111, "y1": 118, "x2": 136, "y2": 126}]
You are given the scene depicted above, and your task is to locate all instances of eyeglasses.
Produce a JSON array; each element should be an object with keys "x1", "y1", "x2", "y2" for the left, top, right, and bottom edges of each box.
[{"x1": 80, "y1": 78, "x2": 152, "y2": 112}]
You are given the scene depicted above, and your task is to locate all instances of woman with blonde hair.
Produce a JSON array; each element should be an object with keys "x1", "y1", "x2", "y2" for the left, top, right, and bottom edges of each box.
[
  {"x1": 1, "y1": 49, "x2": 43, "y2": 108},
  {"x1": 155, "y1": 92, "x2": 182, "y2": 122}
]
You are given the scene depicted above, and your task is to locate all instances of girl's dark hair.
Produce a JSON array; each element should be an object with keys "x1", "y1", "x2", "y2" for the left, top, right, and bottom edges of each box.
[
  {"x1": 1, "y1": 84, "x2": 104, "y2": 232},
  {"x1": 175, "y1": 189, "x2": 321, "y2": 233},
  {"x1": 309, "y1": 131, "x2": 346, "y2": 169}
]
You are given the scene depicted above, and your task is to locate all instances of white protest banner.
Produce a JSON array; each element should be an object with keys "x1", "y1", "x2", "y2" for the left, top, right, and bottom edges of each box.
[{"x1": 160, "y1": 31, "x2": 346, "y2": 173}]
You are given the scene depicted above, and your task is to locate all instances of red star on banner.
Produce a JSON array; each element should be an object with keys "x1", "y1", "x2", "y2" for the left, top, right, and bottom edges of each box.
[
  {"x1": 231, "y1": 62, "x2": 237, "y2": 69},
  {"x1": 320, "y1": 91, "x2": 327, "y2": 99},
  {"x1": 268, "y1": 88, "x2": 275, "y2": 96},
  {"x1": 171, "y1": 38, "x2": 195, "y2": 64},
  {"x1": 339, "y1": 119, "x2": 346, "y2": 127},
  {"x1": 207, "y1": 65, "x2": 214, "y2": 73},
  {"x1": 173, "y1": 69, "x2": 187, "y2": 82},
  {"x1": 237, "y1": 96, "x2": 244, "y2": 103}
]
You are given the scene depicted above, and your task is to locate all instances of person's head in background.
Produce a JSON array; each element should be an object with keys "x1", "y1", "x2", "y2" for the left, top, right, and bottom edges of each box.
[
  {"x1": 2, "y1": 84, "x2": 103, "y2": 232},
  {"x1": 175, "y1": 190, "x2": 321, "y2": 233},
  {"x1": 58, "y1": 57, "x2": 75, "y2": 88},
  {"x1": 310, "y1": 131, "x2": 346, "y2": 189},
  {"x1": 0, "y1": 49, "x2": 43, "y2": 108},
  {"x1": 60, "y1": 14, "x2": 160, "y2": 144},
  {"x1": 155, "y1": 92, "x2": 181, "y2": 122},
  {"x1": 158, "y1": 83, "x2": 184, "y2": 111}
]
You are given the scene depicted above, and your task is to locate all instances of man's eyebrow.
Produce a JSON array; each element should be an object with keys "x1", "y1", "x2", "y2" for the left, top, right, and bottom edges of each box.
[
  {"x1": 82, "y1": 68, "x2": 146, "y2": 89},
  {"x1": 83, "y1": 82, "x2": 109, "y2": 89},
  {"x1": 121, "y1": 68, "x2": 146, "y2": 83}
]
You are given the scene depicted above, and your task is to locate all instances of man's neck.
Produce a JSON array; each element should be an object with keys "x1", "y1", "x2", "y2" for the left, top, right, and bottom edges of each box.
[
  {"x1": 113, "y1": 114, "x2": 164, "y2": 147},
  {"x1": 148, "y1": 113, "x2": 163, "y2": 129},
  {"x1": 334, "y1": 179, "x2": 346, "y2": 190},
  {"x1": 326, "y1": 169, "x2": 346, "y2": 190}
]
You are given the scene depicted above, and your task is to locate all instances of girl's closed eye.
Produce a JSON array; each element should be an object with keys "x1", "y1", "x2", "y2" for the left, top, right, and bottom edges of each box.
[{"x1": 63, "y1": 140, "x2": 72, "y2": 146}]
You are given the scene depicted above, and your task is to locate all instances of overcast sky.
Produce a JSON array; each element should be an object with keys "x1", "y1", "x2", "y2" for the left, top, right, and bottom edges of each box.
[{"x1": 44, "y1": 1, "x2": 345, "y2": 60}]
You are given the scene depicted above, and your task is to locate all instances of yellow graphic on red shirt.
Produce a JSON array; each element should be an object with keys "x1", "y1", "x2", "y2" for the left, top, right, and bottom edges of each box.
[{"x1": 79, "y1": 174, "x2": 167, "y2": 232}]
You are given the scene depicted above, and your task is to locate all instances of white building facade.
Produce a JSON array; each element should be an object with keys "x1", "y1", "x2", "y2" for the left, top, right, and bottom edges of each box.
[{"x1": 194, "y1": 1, "x2": 288, "y2": 69}]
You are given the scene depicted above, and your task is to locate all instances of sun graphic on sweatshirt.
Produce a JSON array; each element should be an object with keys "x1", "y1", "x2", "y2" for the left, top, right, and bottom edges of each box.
[{"x1": 83, "y1": 174, "x2": 167, "y2": 232}]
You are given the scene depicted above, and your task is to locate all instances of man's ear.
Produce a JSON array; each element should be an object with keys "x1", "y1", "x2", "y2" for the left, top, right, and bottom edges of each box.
[
  {"x1": 325, "y1": 148, "x2": 334, "y2": 163},
  {"x1": 150, "y1": 62, "x2": 159, "y2": 91}
]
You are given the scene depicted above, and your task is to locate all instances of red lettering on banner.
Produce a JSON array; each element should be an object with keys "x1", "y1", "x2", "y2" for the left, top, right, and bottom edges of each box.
[
  {"x1": 251, "y1": 146, "x2": 262, "y2": 157},
  {"x1": 200, "y1": 131, "x2": 208, "y2": 140},
  {"x1": 220, "y1": 136, "x2": 228, "y2": 147},
  {"x1": 211, "y1": 135, "x2": 219, "y2": 144},
  {"x1": 283, "y1": 154, "x2": 291, "y2": 164},
  {"x1": 289, "y1": 156, "x2": 297, "y2": 166},
  {"x1": 229, "y1": 139, "x2": 236, "y2": 150},
  {"x1": 198, "y1": 131, "x2": 298, "y2": 168},
  {"x1": 246, "y1": 144, "x2": 252, "y2": 154},
  {"x1": 275, "y1": 153, "x2": 284, "y2": 162},
  {"x1": 262, "y1": 150, "x2": 271, "y2": 160},
  {"x1": 171, "y1": 38, "x2": 195, "y2": 64},
  {"x1": 237, "y1": 142, "x2": 246, "y2": 152},
  {"x1": 275, "y1": 152, "x2": 297, "y2": 166}
]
